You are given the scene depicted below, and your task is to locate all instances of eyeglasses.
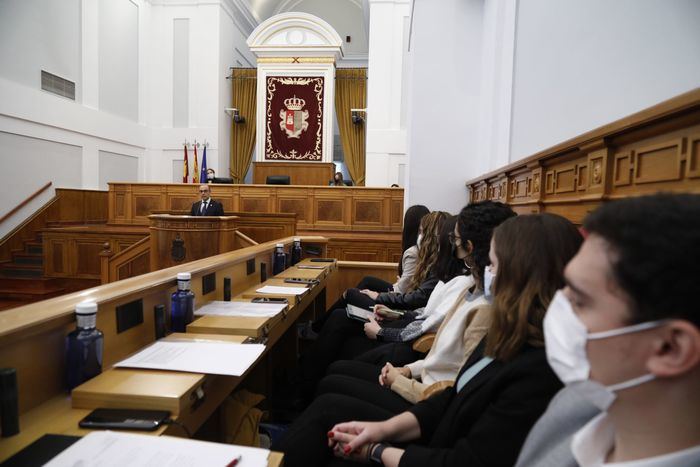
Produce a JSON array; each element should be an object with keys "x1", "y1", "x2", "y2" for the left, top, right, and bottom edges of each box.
[{"x1": 199, "y1": 190, "x2": 209, "y2": 193}]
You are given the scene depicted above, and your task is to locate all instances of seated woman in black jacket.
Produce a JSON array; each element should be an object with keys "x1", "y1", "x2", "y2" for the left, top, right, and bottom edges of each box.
[{"x1": 275, "y1": 213, "x2": 583, "y2": 467}]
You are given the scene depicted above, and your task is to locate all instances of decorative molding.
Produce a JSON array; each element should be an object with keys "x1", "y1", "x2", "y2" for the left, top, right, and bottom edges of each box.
[{"x1": 257, "y1": 57, "x2": 336, "y2": 64}]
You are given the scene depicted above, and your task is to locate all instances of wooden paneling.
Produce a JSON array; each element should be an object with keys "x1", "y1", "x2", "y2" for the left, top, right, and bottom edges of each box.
[
  {"x1": 43, "y1": 226, "x2": 148, "y2": 280},
  {"x1": 466, "y1": 89, "x2": 700, "y2": 222},
  {"x1": 107, "y1": 183, "x2": 404, "y2": 236},
  {"x1": 326, "y1": 235, "x2": 401, "y2": 263},
  {"x1": 0, "y1": 189, "x2": 108, "y2": 264},
  {"x1": 252, "y1": 161, "x2": 335, "y2": 185},
  {"x1": 326, "y1": 261, "x2": 399, "y2": 307}
]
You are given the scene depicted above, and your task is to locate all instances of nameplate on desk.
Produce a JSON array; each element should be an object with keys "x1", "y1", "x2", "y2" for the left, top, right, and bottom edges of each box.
[
  {"x1": 114, "y1": 341, "x2": 265, "y2": 377},
  {"x1": 44, "y1": 431, "x2": 269, "y2": 467},
  {"x1": 195, "y1": 301, "x2": 287, "y2": 318}
]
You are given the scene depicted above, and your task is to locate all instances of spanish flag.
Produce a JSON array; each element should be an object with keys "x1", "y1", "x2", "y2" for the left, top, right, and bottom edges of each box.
[
  {"x1": 192, "y1": 145, "x2": 199, "y2": 183},
  {"x1": 183, "y1": 145, "x2": 189, "y2": 183}
]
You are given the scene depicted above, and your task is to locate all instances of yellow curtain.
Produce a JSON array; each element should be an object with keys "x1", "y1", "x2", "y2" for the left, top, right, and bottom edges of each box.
[
  {"x1": 230, "y1": 68, "x2": 257, "y2": 183},
  {"x1": 335, "y1": 68, "x2": 367, "y2": 186}
]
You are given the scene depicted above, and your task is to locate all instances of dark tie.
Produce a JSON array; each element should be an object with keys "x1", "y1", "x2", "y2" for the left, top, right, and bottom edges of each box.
[{"x1": 200, "y1": 201, "x2": 207, "y2": 214}]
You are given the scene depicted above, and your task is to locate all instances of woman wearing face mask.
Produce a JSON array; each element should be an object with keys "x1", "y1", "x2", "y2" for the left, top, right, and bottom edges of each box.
[
  {"x1": 519, "y1": 193, "x2": 700, "y2": 467},
  {"x1": 275, "y1": 213, "x2": 582, "y2": 467},
  {"x1": 318, "y1": 202, "x2": 515, "y2": 409},
  {"x1": 332, "y1": 172, "x2": 345, "y2": 186}
]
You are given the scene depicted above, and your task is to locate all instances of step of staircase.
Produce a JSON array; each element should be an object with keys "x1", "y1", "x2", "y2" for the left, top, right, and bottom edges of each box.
[
  {"x1": 0, "y1": 262, "x2": 44, "y2": 278},
  {"x1": 12, "y1": 252, "x2": 43, "y2": 265},
  {"x1": 0, "y1": 277, "x2": 65, "y2": 302},
  {"x1": 25, "y1": 242, "x2": 43, "y2": 255}
]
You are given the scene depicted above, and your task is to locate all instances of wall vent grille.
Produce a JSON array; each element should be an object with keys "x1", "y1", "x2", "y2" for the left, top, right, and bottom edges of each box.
[{"x1": 41, "y1": 70, "x2": 75, "y2": 100}]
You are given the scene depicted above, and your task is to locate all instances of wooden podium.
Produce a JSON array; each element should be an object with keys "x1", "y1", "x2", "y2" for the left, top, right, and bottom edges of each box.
[
  {"x1": 149, "y1": 215, "x2": 239, "y2": 270},
  {"x1": 252, "y1": 161, "x2": 335, "y2": 185}
]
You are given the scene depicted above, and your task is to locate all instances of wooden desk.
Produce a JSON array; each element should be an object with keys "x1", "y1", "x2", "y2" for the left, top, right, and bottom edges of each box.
[
  {"x1": 252, "y1": 161, "x2": 335, "y2": 186},
  {"x1": 0, "y1": 238, "x2": 331, "y2": 464}
]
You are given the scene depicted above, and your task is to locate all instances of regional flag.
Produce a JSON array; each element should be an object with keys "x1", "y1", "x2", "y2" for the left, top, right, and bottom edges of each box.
[
  {"x1": 200, "y1": 146, "x2": 208, "y2": 183},
  {"x1": 183, "y1": 145, "x2": 189, "y2": 183},
  {"x1": 192, "y1": 145, "x2": 199, "y2": 183}
]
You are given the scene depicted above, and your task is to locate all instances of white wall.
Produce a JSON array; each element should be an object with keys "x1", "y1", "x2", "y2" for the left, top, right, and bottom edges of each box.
[
  {"x1": 0, "y1": 0, "x2": 82, "y2": 101},
  {"x1": 0, "y1": 0, "x2": 256, "y2": 238},
  {"x1": 404, "y1": 0, "x2": 484, "y2": 213},
  {"x1": 510, "y1": 0, "x2": 700, "y2": 162}
]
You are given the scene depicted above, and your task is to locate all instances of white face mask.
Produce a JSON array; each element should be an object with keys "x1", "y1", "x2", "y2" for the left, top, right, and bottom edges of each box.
[
  {"x1": 543, "y1": 290, "x2": 665, "y2": 411},
  {"x1": 206, "y1": 172, "x2": 214, "y2": 180},
  {"x1": 416, "y1": 234, "x2": 423, "y2": 248},
  {"x1": 483, "y1": 266, "x2": 495, "y2": 301}
]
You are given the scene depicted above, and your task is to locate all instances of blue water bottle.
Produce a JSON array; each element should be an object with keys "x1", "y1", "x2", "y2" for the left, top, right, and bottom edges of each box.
[
  {"x1": 290, "y1": 237, "x2": 302, "y2": 266},
  {"x1": 171, "y1": 272, "x2": 195, "y2": 333},
  {"x1": 272, "y1": 243, "x2": 287, "y2": 275},
  {"x1": 66, "y1": 301, "x2": 104, "y2": 390}
]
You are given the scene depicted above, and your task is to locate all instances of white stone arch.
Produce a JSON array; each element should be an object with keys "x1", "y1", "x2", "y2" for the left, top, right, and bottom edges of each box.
[
  {"x1": 247, "y1": 12, "x2": 344, "y2": 60},
  {"x1": 248, "y1": 13, "x2": 344, "y2": 163}
]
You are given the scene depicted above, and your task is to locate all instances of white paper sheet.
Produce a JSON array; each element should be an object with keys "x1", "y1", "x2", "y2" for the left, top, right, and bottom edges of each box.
[
  {"x1": 45, "y1": 431, "x2": 269, "y2": 467},
  {"x1": 346, "y1": 304, "x2": 374, "y2": 322},
  {"x1": 195, "y1": 301, "x2": 287, "y2": 317},
  {"x1": 255, "y1": 285, "x2": 308, "y2": 296},
  {"x1": 115, "y1": 341, "x2": 265, "y2": 376}
]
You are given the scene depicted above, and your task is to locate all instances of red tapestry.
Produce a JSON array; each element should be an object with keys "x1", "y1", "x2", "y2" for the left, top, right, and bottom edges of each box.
[{"x1": 265, "y1": 76, "x2": 324, "y2": 161}]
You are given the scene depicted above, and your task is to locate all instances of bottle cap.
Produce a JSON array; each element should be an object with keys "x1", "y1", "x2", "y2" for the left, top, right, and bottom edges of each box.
[
  {"x1": 75, "y1": 301, "x2": 98, "y2": 315},
  {"x1": 177, "y1": 272, "x2": 191, "y2": 281},
  {"x1": 293, "y1": 237, "x2": 301, "y2": 242},
  {"x1": 276, "y1": 243, "x2": 284, "y2": 248}
]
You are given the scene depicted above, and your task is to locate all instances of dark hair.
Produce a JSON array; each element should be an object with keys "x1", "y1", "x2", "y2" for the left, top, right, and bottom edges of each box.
[
  {"x1": 432, "y1": 215, "x2": 464, "y2": 282},
  {"x1": 401, "y1": 205, "x2": 430, "y2": 256},
  {"x1": 457, "y1": 201, "x2": 516, "y2": 288},
  {"x1": 486, "y1": 214, "x2": 583, "y2": 361},
  {"x1": 408, "y1": 211, "x2": 449, "y2": 291},
  {"x1": 583, "y1": 193, "x2": 700, "y2": 328}
]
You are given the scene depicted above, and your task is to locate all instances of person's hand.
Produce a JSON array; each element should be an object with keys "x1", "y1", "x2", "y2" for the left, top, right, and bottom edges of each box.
[
  {"x1": 360, "y1": 289, "x2": 379, "y2": 300},
  {"x1": 329, "y1": 432, "x2": 372, "y2": 463},
  {"x1": 328, "y1": 420, "x2": 387, "y2": 456},
  {"x1": 379, "y1": 363, "x2": 411, "y2": 387},
  {"x1": 364, "y1": 316, "x2": 381, "y2": 340}
]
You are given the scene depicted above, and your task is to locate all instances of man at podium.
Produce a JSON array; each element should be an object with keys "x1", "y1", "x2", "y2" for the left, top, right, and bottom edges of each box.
[{"x1": 190, "y1": 184, "x2": 225, "y2": 216}]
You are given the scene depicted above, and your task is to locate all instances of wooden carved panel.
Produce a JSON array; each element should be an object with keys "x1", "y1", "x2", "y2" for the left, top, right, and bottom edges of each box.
[
  {"x1": 278, "y1": 198, "x2": 308, "y2": 222},
  {"x1": 689, "y1": 134, "x2": 700, "y2": 178},
  {"x1": 613, "y1": 152, "x2": 633, "y2": 187},
  {"x1": 240, "y1": 197, "x2": 270, "y2": 213},
  {"x1": 589, "y1": 157, "x2": 604, "y2": 186},
  {"x1": 515, "y1": 179, "x2": 527, "y2": 198},
  {"x1": 554, "y1": 167, "x2": 576, "y2": 194},
  {"x1": 354, "y1": 200, "x2": 382, "y2": 224},
  {"x1": 51, "y1": 241, "x2": 65, "y2": 274},
  {"x1": 633, "y1": 139, "x2": 683, "y2": 184},
  {"x1": 134, "y1": 195, "x2": 162, "y2": 218},
  {"x1": 75, "y1": 240, "x2": 105, "y2": 275},
  {"x1": 169, "y1": 196, "x2": 196, "y2": 212},
  {"x1": 532, "y1": 172, "x2": 541, "y2": 195},
  {"x1": 115, "y1": 193, "x2": 126, "y2": 218},
  {"x1": 317, "y1": 200, "x2": 344, "y2": 223},
  {"x1": 390, "y1": 200, "x2": 403, "y2": 226},
  {"x1": 577, "y1": 164, "x2": 588, "y2": 191},
  {"x1": 545, "y1": 171, "x2": 555, "y2": 194}
]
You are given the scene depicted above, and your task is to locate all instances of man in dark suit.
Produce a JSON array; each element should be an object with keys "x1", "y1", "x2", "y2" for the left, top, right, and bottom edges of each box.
[{"x1": 190, "y1": 184, "x2": 224, "y2": 216}]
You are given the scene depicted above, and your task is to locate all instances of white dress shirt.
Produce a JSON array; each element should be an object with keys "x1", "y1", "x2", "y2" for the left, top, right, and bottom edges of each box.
[{"x1": 572, "y1": 413, "x2": 700, "y2": 467}]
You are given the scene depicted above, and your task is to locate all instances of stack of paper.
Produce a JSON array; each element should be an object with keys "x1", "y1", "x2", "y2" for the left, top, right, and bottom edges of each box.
[
  {"x1": 115, "y1": 341, "x2": 266, "y2": 376},
  {"x1": 255, "y1": 285, "x2": 308, "y2": 295},
  {"x1": 45, "y1": 431, "x2": 269, "y2": 467},
  {"x1": 195, "y1": 301, "x2": 287, "y2": 317}
]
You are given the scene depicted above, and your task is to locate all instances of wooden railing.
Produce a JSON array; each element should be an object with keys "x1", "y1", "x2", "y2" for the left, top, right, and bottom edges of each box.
[
  {"x1": 0, "y1": 182, "x2": 52, "y2": 225},
  {"x1": 326, "y1": 260, "x2": 399, "y2": 306},
  {"x1": 100, "y1": 236, "x2": 151, "y2": 284},
  {"x1": 466, "y1": 88, "x2": 700, "y2": 222}
]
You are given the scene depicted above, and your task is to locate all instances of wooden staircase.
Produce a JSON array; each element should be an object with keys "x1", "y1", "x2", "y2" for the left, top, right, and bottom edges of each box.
[{"x1": 0, "y1": 233, "x2": 65, "y2": 310}]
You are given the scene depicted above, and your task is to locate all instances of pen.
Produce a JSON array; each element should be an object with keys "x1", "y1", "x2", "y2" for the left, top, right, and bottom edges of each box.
[{"x1": 226, "y1": 454, "x2": 242, "y2": 467}]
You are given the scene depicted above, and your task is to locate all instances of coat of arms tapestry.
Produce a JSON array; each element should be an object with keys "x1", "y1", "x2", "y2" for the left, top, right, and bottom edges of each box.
[{"x1": 265, "y1": 76, "x2": 324, "y2": 161}]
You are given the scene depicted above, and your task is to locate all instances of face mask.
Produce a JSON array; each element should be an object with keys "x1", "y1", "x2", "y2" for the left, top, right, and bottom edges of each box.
[
  {"x1": 543, "y1": 290, "x2": 665, "y2": 411},
  {"x1": 416, "y1": 234, "x2": 423, "y2": 248},
  {"x1": 483, "y1": 267, "x2": 495, "y2": 300},
  {"x1": 207, "y1": 173, "x2": 214, "y2": 180}
]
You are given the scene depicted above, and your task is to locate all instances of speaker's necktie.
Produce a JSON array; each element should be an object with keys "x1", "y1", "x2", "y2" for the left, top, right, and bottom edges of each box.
[{"x1": 200, "y1": 201, "x2": 207, "y2": 214}]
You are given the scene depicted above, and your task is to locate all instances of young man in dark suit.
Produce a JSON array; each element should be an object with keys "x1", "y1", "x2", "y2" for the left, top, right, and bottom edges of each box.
[{"x1": 190, "y1": 184, "x2": 224, "y2": 216}]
